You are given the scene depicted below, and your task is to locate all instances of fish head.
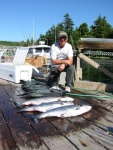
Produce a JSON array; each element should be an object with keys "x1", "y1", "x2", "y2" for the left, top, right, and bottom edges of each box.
[
  {"x1": 77, "y1": 105, "x2": 92, "y2": 111},
  {"x1": 84, "y1": 105, "x2": 92, "y2": 111}
]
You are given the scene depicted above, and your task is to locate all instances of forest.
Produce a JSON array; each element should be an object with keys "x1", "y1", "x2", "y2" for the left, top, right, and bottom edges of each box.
[{"x1": 0, "y1": 13, "x2": 113, "y2": 49}]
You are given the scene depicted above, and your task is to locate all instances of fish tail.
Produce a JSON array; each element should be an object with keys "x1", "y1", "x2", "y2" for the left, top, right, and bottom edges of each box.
[
  {"x1": 17, "y1": 92, "x2": 29, "y2": 96},
  {"x1": 24, "y1": 113, "x2": 35, "y2": 119},
  {"x1": 24, "y1": 114, "x2": 40, "y2": 124},
  {"x1": 17, "y1": 93, "x2": 26, "y2": 96},
  {"x1": 15, "y1": 102, "x2": 23, "y2": 108}
]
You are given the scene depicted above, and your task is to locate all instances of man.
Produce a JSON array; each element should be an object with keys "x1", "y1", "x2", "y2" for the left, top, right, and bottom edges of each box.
[{"x1": 47, "y1": 31, "x2": 74, "y2": 92}]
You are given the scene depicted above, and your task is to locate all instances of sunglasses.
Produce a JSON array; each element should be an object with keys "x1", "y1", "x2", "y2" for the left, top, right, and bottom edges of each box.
[{"x1": 59, "y1": 36, "x2": 67, "y2": 40}]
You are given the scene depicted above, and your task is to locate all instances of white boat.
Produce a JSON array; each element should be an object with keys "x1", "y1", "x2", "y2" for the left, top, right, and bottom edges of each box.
[
  {"x1": 27, "y1": 41, "x2": 51, "y2": 66},
  {"x1": 0, "y1": 49, "x2": 15, "y2": 63}
]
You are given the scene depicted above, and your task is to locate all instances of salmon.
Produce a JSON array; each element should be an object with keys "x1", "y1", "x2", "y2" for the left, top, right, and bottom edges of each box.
[{"x1": 24, "y1": 105, "x2": 92, "y2": 124}]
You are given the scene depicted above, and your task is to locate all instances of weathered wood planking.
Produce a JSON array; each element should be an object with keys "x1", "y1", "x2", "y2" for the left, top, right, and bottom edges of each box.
[
  {"x1": 49, "y1": 117, "x2": 107, "y2": 150},
  {"x1": 33, "y1": 121, "x2": 78, "y2": 150},
  {"x1": 0, "y1": 111, "x2": 18, "y2": 150},
  {"x1": 77, "y1": 38, "x2": 113, "y2": 50},
  {"x1": 69, "y1": 94, "x2": 113, "y2": 150},
  {"x1": 78, "y1": 42, "x2": 113, "y2": 50},
  {"x1": 0, "y1": 81, "x2": 48, "y2": 150},
  {"x1": 3, "y1": 80, "x2": 78, "y2": 150},
  {"x1": 0, "y1": 78, "x2": 113, "y2": 149}
]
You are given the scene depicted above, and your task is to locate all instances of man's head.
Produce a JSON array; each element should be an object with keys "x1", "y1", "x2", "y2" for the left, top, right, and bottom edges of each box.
[{"x1": 58, "y1": 31, "x2": 68, "y2": 48}]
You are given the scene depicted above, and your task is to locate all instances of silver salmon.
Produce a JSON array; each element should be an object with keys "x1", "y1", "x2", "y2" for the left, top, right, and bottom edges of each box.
[
  {"x1": 16, "y1": 96, "x2": 74, "y2": 107},
  {"x1": 24, "y1": 105, "x2": 92, "y2": 124},
  {"x1": 18, "y1": 101, "x2": 74, "y2": 112}
]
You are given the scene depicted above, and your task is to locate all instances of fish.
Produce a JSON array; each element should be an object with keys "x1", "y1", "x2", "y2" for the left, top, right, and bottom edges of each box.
[
  {"x1": 18, "y1": 89, "x2": 51, "y2": 96},
  {"x1": 21, "y1": 80, "x2": 46, "y2": 86},
  {"x1": 24, "y1": 105, "x2": 92, "y2": 124},
  {"x1": 20, "y1": 91, "x2": 61, "y2": 98},
  {"x1": 16, "y1": 96, "x2": 74, "y2": 107},
  {"x1": 18, "y1": 101, "x2": 74, "y2": 112},
  {"x1": 22, "y1": 85, "x2": 49, "y2": 91}
]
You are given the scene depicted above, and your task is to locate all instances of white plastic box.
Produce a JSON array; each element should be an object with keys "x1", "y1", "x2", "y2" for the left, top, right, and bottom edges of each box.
[
  {"x1": 0, "y1": 63, "x2": 32, "y2": 83},
  {"x1": 0, "y1": 47, "x2": 43, "y2": 83}
]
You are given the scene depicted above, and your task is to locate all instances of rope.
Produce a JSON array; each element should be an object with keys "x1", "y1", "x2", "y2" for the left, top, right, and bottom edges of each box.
[
  {"x1": 71, "y1": 86, "x2": 113, "y2": 95},
  {"x1": 66, "y1": 86, "x2": 113, "y2": 98},
  {"x1": 66, "y1": 92, "x2": 113, "y2": 98}
]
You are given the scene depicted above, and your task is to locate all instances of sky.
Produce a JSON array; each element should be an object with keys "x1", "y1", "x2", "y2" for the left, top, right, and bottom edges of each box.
[{"x1": 0, "y1": 0, "x2": 113, "y2": 42}]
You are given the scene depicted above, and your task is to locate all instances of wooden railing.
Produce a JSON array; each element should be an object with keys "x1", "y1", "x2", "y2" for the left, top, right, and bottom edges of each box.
[{"x1": 74, "y1": 38, "x2": 113, "y2": 92}]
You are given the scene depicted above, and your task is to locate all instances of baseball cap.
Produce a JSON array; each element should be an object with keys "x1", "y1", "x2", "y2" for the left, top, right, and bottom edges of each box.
[{"x1": 58, "y1": 31, "x2": 68, "y2": 38}]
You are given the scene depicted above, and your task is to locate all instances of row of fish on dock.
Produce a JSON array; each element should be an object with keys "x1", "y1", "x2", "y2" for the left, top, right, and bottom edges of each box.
[{"x1": 16, "y1": 79, "x2": 92, "y2": 124}]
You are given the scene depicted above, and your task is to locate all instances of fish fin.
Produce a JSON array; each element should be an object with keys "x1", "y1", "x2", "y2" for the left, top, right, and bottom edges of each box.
[
  {"x1": 18, "y1": 110, "x2": 21, "y2": 112},
  {"x1": 61, "y1": 113, "x2": 65, "y2": 118},
  {"x1": 24, "y1": 114, "x2": 35, "y2": 120},
  {"x1": 76, "y1": 106, "x2": 80, "y2": 110},
  {"x1": 18, "y1": 109, "x2": 24, "y2": 112},
  {"x1": 34, "y1": 118, "x2": 40, "y2": 124},
  {"x1": 17, "y1": 93, "x2": 27, "y2": 96},
  {"x1": 60, "y1": 101, "x2": 65, "y2": 105}
]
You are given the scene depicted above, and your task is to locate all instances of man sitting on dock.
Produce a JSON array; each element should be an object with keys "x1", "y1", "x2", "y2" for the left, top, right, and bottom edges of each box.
[{"x1": 47, "y1": 31, "x2": 74, "y2": 92}]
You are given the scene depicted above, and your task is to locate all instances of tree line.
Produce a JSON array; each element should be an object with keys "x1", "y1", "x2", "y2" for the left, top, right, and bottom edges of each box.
[{"x1": 0, "y1": 13, "x2": 113, "y2": 49}]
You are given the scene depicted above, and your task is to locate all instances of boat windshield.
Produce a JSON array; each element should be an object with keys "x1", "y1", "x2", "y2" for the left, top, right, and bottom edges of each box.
[
  {"x1": 35, "y1": 48, "x2": 43, "y2": 53},
  {"x1": 35, "y1": 47, "x2": 50, "y2": 53},
  {"x1": 28, "y1": 48, "x2": 34, "y2": 54},
  {"x1": 44, "y1": 48, "x2": 51, "y2": 53}
]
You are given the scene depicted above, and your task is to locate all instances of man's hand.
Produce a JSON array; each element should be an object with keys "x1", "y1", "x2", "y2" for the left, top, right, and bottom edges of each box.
[{"x1": 58, "y1": 64, "x2": 65, "y2": 71}]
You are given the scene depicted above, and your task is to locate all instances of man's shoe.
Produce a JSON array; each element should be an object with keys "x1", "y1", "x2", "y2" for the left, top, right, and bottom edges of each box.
[
  {"x1": 65, "y1": 86, "x2": 71, "y2": 92},
  {"x1": 49, "y1": 86, "x2": 61, "y2": 91}
]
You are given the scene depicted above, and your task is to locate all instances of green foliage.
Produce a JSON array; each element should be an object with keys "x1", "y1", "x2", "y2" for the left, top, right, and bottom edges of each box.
[
  {"x1": 63, "y1": 13, "x2": 74, "y2": 42},
  {"x1": 78, "y1": 23, "x2": 89, "y2": 37},
  {"x1": 0, "y1": 14, "x2": 113, "y2": 48},
  {"x1": 0, "y1": 41, "x2": 20, "y2": 46},
  {"x1": 90, "y1": 16, "x2": 112, "y2": 38}
]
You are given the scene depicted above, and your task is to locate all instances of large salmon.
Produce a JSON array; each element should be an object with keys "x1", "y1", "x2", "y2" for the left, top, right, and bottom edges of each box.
[
  {"x1": 18, "y1": 101, "x2": 74, "y2": 112},
  {"x1": 24, "y1": 105, "x2": 92, "y2": 124},
  {"x1": 16, "y1": 96, "x2": 74, "y2": 107}
]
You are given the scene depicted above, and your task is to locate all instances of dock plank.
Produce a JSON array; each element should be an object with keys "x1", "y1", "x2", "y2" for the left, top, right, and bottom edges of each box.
[
  {"x1": 26, "y1": 118, "x2": 78, "y2": 150},
  {"x1": 1, "y1": 78, "x2": 113, "y2": 149},
  {"x1": 68, "y1": 112, "x2": 113, "y2": 150},
  {"x1": 84, "y1": 127, "x2": 113, "y2": 150},
  {"x1": 67, "y1": 130, "x2": 106, "y2": 150},
  {"x1": 50, "y1": 116, "x2": 107, "y2": 150},
  {"x1": 2, "y1": 80, "x2": 78, "y2": 150},
  {"x1": 0, "y1": 84, "x2": 47, "y2": 150},
  {"x1": 0, "y1": 111, "x2": 18, "y2": 150}
]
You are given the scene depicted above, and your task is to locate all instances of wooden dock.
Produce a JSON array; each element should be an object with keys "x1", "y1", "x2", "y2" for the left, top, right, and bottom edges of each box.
[{"x1": 0, "y1": 78, "x2": 113, "y2": 150}]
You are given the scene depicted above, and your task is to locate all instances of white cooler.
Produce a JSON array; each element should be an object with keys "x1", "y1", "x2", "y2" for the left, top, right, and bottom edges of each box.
[{"x1": 0, "y1": 47, "x2": 44, "y2": 83}]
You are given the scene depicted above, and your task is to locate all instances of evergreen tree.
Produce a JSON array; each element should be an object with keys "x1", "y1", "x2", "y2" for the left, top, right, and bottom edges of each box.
[
  {"x1": 1, "y1": 14, "x2": 113, "y2": 47},
  {"x1": 78, "y1": 23, "x2": 89, "y2": 37},
  {"x1": 26, "y1": 39, "x2": 30, "y2": 46},
  {"x1": 90, "y1": 16, "x2": 112, "y2": 38},
  {"x1": 45, "y1": 26, "x2": 56, "y2": 45},
  {"x1": 108, "y1": 28, "x2": 113, "y2": 38},
  {"x1": 56, "y1": 23, "x2": 64, "y2": 40},
  {"x1": 63, "y1": 13, "x2": 74, "y2": 43},
  {"x1": 72, "y1": 27, "x2": 81, "y2": 49}
]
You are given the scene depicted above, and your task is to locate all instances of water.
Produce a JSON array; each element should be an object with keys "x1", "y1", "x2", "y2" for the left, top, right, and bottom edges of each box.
[{"x1": 82, "y1": 58, "x2": 113, "y2": 84}]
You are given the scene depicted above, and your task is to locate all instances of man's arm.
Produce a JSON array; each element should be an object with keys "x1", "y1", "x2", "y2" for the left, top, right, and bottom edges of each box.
[{"x1": 52, "y1": 56, "x2": 73, "y2": 66}]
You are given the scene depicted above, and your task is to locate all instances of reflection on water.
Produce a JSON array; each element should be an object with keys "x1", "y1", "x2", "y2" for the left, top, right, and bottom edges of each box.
[{"x1": 82, "y1": 58, "x2": 113, "y2": 84}]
